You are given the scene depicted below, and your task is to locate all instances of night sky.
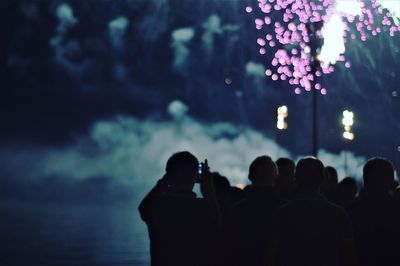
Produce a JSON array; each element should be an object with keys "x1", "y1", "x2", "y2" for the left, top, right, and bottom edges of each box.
[{"x1": 1, "y1": 0, "x2": 400, "y2": 193}]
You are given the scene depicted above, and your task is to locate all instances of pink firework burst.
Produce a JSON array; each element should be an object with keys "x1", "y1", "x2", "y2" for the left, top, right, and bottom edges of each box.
[{"x1": 246, "y1": 0, "x2": 400, "y2": 95}]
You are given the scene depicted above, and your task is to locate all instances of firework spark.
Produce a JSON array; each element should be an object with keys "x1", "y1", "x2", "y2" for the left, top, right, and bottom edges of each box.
[{"x1": 247, "y1": 0, "x2": 400, "y2": 94}]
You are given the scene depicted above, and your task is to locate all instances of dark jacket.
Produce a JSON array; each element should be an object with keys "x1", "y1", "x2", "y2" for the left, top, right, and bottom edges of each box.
[
  {"x1": 230, "y1": 186, "x2": 287, "y2": 266},
  {"x1": 139, "y1": 181, "x2": 218, "y2": 266}
]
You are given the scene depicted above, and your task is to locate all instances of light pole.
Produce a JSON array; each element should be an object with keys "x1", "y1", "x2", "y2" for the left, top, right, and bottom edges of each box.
[{"x1": 307, "y1": 22, "x2": 323, "y2": 157}]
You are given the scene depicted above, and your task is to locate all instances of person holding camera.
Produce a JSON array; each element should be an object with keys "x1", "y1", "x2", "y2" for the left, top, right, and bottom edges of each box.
[{"x1": 139, "y1": 151, "x2": 220, "y2": 266}]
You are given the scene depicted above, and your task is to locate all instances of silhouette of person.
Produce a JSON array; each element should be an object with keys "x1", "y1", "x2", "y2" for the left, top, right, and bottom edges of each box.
[
  {"x1": 394, "y1": 186, "x2": 400, "y2": 206},
  {"x1": 202, "y1": 172, "x2": 231, "y2": 222},
  {"x1": 321, "y1": 166, "x2": 338, "y2": 201},
  {"x1": 229, "y1": 186, "x2": 245, "y2": 205},
  {"x1": 139, "y1": 151, "x2": 220, "y2": 266},
  {"x1": 207, "y1": 172, "x2": 246, "y2": 265},
  {"x1": 276, "y1": 158, "x2": 296, "y2": 200},
  {"x1": 267, "y1": 157, "x2": 357, "y2": 266},
  {"x1": 333, "y1": 177, "x2": 358, "y2": 211},
  {"x1": 230, "y1": 156, "x2": 287, "y2": 266},
  {"x1": 348, "y1": 157, "x2": 397, "y2": 266}
]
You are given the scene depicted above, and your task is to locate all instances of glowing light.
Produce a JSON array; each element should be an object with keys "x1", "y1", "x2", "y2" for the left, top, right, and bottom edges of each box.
[
  {"x1": 246, "y1": 6, "x2": 253, "y2": 13},
  {"x1": 377, "y1": 0, "x2": 400, "y2": 21},
  {"x1": 236, "y1": 183, "x2": 246, "y2": 189},
  {"x1": 319, "y1": 14, "x2": 345, "y2": 66},
  {"x1": 342, "y1": 110, "x2": 355, "y2": 140},
  {"x1": 335, "y1": 0, "x2": 362, "y2": 16},
  {"x1": 343, "y1": 131, "x2": 355, "y2": 140},
  {"x1": 257, "y1": 38, "x2": 266, "y2": 46},
  {"x1": 246, "y1": 0, "x2": 400, "y2": 94},
  {"x1": 342, "y1": 110, "x2": 354, "y2": 126},
  {"x1": 277, "y1": 105, "x2": 288, "y2": 130}
]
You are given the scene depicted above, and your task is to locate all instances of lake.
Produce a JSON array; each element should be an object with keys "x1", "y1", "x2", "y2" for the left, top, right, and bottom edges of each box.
[{"x1": 0, "y1": 199, "x2": 150, "y2": 266}]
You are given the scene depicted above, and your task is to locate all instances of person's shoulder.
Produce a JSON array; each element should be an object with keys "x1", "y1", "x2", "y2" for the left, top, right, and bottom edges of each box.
[
  {"x1": 328, "y1": 200, "x2": 346, "y2": 211},
  {"x1": 275, "y1": 200, "x2": 296, "y2": 215},
  {"x1": 324, "y1": 200, "x2": 351, "y2": 218},
  {"x1": 193, "y1": 197, "x2": 217, "y2": 212},
  {"x1": 232, "y1": 197, "x2": 251, "y2": 213}
]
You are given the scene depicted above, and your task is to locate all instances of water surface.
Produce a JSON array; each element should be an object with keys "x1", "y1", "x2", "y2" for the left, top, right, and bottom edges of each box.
[{"x1": 0, "y1": 200, "x2": 149, "y2": 266}]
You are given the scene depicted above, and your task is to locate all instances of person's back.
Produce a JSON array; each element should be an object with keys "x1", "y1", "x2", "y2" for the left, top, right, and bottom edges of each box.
[
  {"x1": 139, "y1": 152, "x2": 219, "y2": 266},
  {"x1": 230, "y1": 156, "x2": 286, "y2": 266},
  {"x1": 232, "y1": 186, "x2": 286, "y2": 266},
  {"x1": 268, "y1": 157, "x2": 356, "y2": 266},
  {"x1": 276, "y1": 158, "x2": 296, "y2": 200},
  {"x1": 348, "y1": 158, "x2": 397, "y2": 266},
  {"x1": 321, "y1": 166, "x2": 339, "y2": 201},
  {"x1": 141, "y1": 188, "x2": 215, "y2": 266},
  {"x1": 272, "y1": 193, "x2": 352, "y2": 266}
]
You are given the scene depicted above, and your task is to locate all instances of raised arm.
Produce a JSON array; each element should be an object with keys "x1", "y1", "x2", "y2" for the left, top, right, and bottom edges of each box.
[{"x1": 200, "y1": 159, "x2": 221, "y2": 225}]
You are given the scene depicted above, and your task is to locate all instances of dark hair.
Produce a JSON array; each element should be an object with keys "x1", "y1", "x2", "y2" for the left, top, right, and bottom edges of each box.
[
  {"x1": 324, "y1": 166, "x2": 338, "y2": 185},
  {"x1": 276, "y1": 158, "x2": 295, "y2": 178},
  {"x1": 363, "y1": 157, "x2": 394, "y2": 192},
  {"x1": 295, "y1": 157, "x2": 324, "y2": 191},
  {"x1": 248, "y1": 155, "x2": 277, "y2": 184},
  {"x1": 212, "y1": 172, "x2": 231, "y2": 190},
  {"x1": 165, "y1": 151, "x2": 198, "y2": 185},
  {"x1": 166, "y1": 151, "x2": 198, "y2": 173},
  {"x1": 337, "y1": 177, "x2": 358, "y2": 196}
]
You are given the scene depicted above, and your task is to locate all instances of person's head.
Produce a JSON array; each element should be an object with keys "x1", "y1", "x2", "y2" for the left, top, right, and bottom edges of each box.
[
  {"x1": 164, "y1": 151, "x2": 199, "y2": 190},
  {"x1": 212, "y1": 172, "x2": 230, "y2": 191},
  {"x1": 337, "y1": 177, "x2": 358, "y2": 199},
  {"x1": 324, "y1": 166, "x2": 338, "y2": 186},
  {"x1": 295, "y1": 157, "x2": 324, "y2": 192},
  {"x1": 202, "y1": 172, "x2": 231, "y2": 202},
  {"x1": 276, "y1": 158, "x2": 295, "y2": 185},
  {"x1": 363, "y1": 157, "x2": 394, "y2": 194},
  {"x1": 248, "y1": 155, "x2": 278, "y2": 186}
]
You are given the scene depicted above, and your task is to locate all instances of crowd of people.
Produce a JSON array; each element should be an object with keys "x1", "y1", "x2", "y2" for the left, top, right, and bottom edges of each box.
[{"x1": 139, "y1": 151, "x2": 400, "y2": 266}]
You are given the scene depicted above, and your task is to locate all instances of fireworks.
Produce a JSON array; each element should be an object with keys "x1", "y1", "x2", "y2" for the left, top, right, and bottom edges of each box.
[{"x1": 247, "y1": 0, "x2": 400, "y2": 94}]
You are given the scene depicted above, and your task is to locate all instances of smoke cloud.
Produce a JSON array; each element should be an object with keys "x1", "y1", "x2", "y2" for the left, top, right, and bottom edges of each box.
[
  {"x1": 171, "y1": 27, "x2": 195, "y2": 69},
  {"x1": 109, "y1": 16, "x2": 129, "y2": 48},
  {"x1": 245, "y1": 61, "x2": 266, "y2": 79},
  {"x1": 0, "y1": 101, "x2": 373, "y2": 202},
  {"x1": 49, "y1": 3, "x2": 92, "y2": 78},
  {"x1": 202, "y1": 14, "x2": 240, "y2": 56}
]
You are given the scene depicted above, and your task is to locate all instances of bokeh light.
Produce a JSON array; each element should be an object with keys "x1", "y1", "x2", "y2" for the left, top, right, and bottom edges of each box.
[
  {"x1": 342, "y1": 110, "x2": 355, "y2": 140},
  {"x1": 277, "y1": 105, "x2": 289, "y2": 129}
]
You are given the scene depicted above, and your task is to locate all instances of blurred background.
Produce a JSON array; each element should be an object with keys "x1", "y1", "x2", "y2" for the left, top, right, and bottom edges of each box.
[{"x1": 0, "y1": 0, "x2": 399, "y2": 265}]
